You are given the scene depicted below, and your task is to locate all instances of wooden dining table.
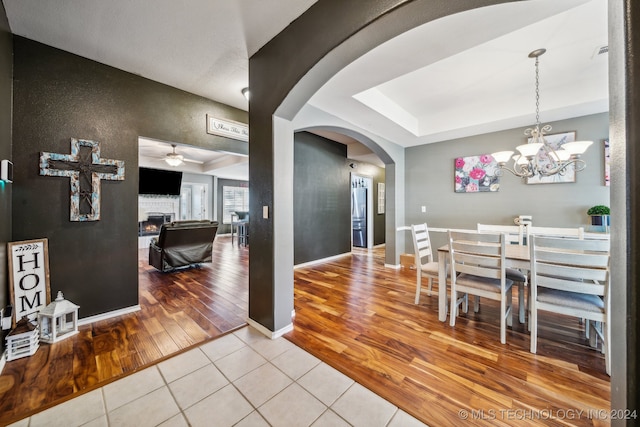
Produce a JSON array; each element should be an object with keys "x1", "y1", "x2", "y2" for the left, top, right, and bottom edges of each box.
[{"x1": 436, "y1": 243, "x2": 530, "y2": 322}]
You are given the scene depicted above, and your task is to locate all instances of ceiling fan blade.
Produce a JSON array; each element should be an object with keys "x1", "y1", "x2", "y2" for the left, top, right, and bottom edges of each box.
[{"x1": 183, "y1": 157, "x2": 203, "y2": 164}]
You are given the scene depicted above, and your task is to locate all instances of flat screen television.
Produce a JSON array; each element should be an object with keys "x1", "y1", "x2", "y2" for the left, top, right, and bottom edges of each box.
[{"x1": 139, "y1": 167, "x2": 183, "y2": 196}]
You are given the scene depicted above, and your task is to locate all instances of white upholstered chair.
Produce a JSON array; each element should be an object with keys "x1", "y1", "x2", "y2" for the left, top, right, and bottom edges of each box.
[
  {"x1": 529, "y1": 235, "x2": 610, "y2": 375},
  {"x1": 448, "y1": 231, "x2": 513, "y2": 344},
  {"x1": 411, "y1": 223, "x2": 439, "y2": 304},
  {"x1": 477, "y1": 223, "x2": 528, "y2": 323}
]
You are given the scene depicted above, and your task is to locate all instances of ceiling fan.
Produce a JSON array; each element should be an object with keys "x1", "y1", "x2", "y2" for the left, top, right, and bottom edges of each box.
[{"x1": 161, "y1": 144, "x2": 202, "y2": 166}]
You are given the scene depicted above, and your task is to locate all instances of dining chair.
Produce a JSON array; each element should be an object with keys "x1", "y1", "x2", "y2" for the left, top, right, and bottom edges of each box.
[
  {"x1": 448, "y1": 231, "x2": 513, "y2": 344},
  {"x1": 529, "y1": 235, "x2": 610, "y2": 375},
  {"x1": 411, "y1": 223, "x2": 439, "y2": 304},
  {"x1": 477, "y1": 223, "x2": 528, "y2": 323}
]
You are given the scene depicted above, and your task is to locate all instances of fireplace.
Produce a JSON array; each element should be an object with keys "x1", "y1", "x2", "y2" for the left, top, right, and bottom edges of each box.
[{"x1": 138, "y1": 212, "x2": 173, "y2": 236}]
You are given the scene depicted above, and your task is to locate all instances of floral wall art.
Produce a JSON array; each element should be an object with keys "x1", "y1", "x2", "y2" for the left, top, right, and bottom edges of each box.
[{"x1": 454, "y1": 154, "x2": 500, "y2": 193}]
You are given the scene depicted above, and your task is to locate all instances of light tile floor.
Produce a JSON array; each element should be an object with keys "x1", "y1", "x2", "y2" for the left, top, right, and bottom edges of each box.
[{"x1": 8, "y1": 326, "x2": 428, "y2": 427}]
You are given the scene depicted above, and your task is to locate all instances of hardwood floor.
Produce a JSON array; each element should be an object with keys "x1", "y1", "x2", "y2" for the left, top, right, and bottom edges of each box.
[
  {"x1": 286, "y1": 247, "x2": 611, "y2": 427},
  {"x1": 0, "y1": 235, "x2": 248, "y2": 425},
  {"x1": 0, "y1": 240, "x2": 610, "y2": 426}
]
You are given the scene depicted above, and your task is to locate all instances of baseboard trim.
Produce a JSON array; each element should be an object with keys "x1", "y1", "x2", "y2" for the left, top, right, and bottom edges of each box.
[
  {"x1": 78, "y1": 305, "x2": 141, "y2": 327},
  {"x1": 385, "y1": 263, "x2": 401, "y2": 269},
  {"x1": 294, "y1": 252, "x2": 351, "y2": 269},
  {"x1": 246, "y1": 318, "x2": 294, "y2": 339}
]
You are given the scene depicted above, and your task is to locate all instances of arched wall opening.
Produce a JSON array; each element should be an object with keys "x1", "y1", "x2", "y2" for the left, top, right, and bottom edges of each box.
[
  {"x1": 248, "y1": 0, "x2": 634, "y2": 413},
  {"x1": 294, "y1": 123, "x2": 399, "y2": 265}
]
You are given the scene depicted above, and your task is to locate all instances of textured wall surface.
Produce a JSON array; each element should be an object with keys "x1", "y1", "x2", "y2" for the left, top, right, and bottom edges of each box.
[
  {"x1": 0, "y1": 2, "x2": 12, "y2": 352},
  {"x1": 293, "y1": 132, "x2": 351, "y2": 264},
  {"x1": 12, "y1": 37, "x2": 246, "y2": 318}
]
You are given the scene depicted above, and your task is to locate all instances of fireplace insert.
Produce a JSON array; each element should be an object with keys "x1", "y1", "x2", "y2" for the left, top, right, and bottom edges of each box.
[{"x1": 139, "y1": 212, "x2": 173, "y2": 236}]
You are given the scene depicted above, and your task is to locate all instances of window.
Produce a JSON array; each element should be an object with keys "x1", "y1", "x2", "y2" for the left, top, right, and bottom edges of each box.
[{"x1": 222, "y1": 186, "x2": 249, "y2": 224}]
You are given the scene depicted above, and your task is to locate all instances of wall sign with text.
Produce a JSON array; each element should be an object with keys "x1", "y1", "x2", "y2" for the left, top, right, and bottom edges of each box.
[
  {"x1": 206, "y1": 115, "x2": 248, "y2": 142},
  {"x1": 8, "y1": 238, "x2": 51, "y2": 326}
]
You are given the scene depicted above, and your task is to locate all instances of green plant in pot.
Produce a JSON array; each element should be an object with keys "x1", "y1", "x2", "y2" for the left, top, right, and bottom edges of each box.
[{"x1": 587, "y1": 205, "x2": 610, "y2": 226}]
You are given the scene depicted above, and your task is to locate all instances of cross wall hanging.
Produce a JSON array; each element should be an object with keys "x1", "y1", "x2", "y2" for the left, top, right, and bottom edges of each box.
[{"x1": 39, "y1": 138, "x2": 125, "y2": 221}]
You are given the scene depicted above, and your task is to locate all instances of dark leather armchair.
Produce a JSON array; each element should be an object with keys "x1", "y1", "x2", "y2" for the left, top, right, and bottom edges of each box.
[{"x1": 149, "y1": 220, "x2": 219, "y2": 272}]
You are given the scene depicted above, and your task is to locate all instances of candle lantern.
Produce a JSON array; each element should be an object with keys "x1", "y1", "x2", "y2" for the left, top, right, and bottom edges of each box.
[
  {"x1": 37, "y1": 291, "x2": 80, "y2": 344},
  {"x1": 6, "y1": 318, "x2": 39, "y2": 361}
]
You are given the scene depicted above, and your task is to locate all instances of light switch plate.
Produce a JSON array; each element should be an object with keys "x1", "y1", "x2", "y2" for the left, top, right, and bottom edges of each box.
[
  {"x1": 263, "y1": 206, "x2": 269, "y2": 219},
  {"x1": 1, "y1": 159, "x2": 12, "y2": 183},
  {"x1": 421, "y1": 206, "x2": 426, "y2": 213}
]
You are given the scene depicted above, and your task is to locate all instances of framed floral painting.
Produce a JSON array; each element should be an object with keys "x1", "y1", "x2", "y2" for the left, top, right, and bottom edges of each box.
[{"x1": 454, "y1": 154, "x2": 500, "y2": 193}]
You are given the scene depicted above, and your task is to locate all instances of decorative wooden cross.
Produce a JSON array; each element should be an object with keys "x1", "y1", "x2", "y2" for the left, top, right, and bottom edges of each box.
[{"x1": 39, "y1": 138, "x2": 125, "y2": 221}]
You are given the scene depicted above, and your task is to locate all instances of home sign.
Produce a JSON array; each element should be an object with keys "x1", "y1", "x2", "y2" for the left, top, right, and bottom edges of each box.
[{"x1": 7, "y1": 238, "x2": 51, "y2": 326}]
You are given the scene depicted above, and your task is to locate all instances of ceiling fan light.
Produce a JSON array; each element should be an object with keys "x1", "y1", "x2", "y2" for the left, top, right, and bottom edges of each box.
[
  {"x1": 165, "y1": 144, "x2": 184, "y2": 166},
  {"x1": 165, "y1": 155, "x2": 183, "y2": 166}
]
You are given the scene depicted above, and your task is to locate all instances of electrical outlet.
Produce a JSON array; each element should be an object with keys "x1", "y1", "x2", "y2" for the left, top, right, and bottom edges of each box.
[{"x1": 421, "y1": 206, "x2": 426, "y2": 213}]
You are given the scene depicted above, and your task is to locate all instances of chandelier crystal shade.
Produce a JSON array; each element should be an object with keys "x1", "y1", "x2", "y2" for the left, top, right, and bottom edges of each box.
[{"x1": 492, "y1": 49, "x2": 592, "y2": 178}]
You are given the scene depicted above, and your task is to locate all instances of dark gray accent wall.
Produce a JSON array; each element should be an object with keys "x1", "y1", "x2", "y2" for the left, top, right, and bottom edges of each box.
[
  {"x1": 12, "y1": 37, "x2": 247, "y2": 318},
  {"x1": 216, "y1": 178, "x2": 249, "y2": 235},
  {"x1": 0, "y1": 2, "x2": 12, "y2": 352},
  {"x1": 293, "y1": 132, "x2": 350, "y2": 264},
  {"x1": 405, "y1": 113, "x2": 610, "y2": 250}
]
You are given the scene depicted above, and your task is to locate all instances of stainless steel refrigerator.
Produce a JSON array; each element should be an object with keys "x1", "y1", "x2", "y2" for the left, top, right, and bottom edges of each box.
[{"x1": 351, "y1": 187, "x2": 367, "y2": 247}]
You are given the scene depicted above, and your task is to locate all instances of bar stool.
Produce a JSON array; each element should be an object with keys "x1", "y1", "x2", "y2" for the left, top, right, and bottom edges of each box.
[{"x1": 237, "y1": 222, "x2": 248, "y2": 246}]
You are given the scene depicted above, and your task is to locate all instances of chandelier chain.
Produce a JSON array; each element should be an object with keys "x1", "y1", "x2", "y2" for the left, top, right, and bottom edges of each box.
[
  {"x1": 534, "y1": 55, "x2": 540, "y2": 127},
  {"x1": 491, "y1": 48, "x2": 593, "y2": 179}
]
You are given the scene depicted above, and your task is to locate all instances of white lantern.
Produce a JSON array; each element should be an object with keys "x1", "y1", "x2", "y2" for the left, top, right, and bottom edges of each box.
[
  {"x1": 37, "y1": 291, "x2": 80, "y2": 344},
  {"x1": 6, "y1": 318, "x2": 39, "y2": 361}
]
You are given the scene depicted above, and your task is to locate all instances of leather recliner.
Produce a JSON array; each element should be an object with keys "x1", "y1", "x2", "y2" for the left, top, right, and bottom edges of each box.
[{"x1": 149, "y1": 220, "x2": 219, "y2": 272}]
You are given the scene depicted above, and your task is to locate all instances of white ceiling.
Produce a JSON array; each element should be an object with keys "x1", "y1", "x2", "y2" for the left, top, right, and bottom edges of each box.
[{"x1": 3, "y1": 0, "x2": 608, "y2": 178}]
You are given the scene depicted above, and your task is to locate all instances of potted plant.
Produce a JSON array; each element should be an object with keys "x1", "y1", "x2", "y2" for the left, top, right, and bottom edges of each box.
[{"x1": 587, "y1": 205, "x2": 610, "y2": 227}]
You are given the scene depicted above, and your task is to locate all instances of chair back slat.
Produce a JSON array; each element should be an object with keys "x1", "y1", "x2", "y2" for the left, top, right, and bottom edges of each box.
[
  {"x1": 533, "y1": 236, "x2": 609, "y2": 252},
  {"x1": 527, "y1": 226, "x2": 585, "y2": 240},
  {"x1": 412, "y1": 223, "x2": 434, "y2": 266},
  {"x1": 536, "y1": 275, "x2": 606, "y2": 295},
  {"x1": 477, "y1": 223, "x2": 524, "y2": 245},
  {"x1": 535, "y1": 251, "x2": 610, "y2": 269}
]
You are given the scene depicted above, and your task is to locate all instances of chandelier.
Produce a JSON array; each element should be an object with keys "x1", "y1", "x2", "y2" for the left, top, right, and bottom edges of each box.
[{"x1": 492, "y1": 48, "x2": 593, "y2": 178}]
